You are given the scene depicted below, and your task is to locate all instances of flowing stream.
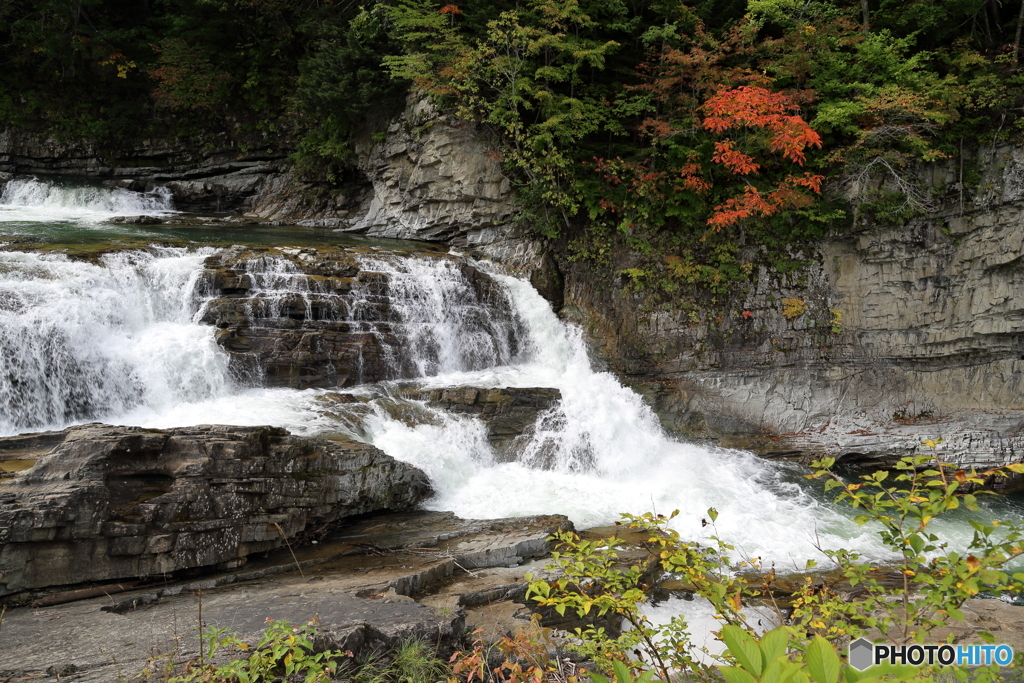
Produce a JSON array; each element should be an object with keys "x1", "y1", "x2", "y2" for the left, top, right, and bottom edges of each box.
[{"x1": 0, "y1": 177, "x2": 1019, "y2": 570}]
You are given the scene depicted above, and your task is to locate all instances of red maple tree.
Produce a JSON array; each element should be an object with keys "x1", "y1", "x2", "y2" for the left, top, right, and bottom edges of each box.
[{"x1": 701, "y1": 86, "x2": 824, "y2": 229}]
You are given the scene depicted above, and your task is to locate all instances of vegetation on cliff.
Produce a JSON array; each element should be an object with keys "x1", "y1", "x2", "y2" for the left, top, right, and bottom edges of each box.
[{"x1": 4, "y1": 0, "x2": 1024, "y2": 285}]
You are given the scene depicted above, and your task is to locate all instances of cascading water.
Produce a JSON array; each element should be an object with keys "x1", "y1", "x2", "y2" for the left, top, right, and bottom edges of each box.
[
  {"x1": 0, "y1": 233, "x2": 1014, "y2": 565},
  {"x1": 0, "y1": 248, "x2": 231, "y2": 434},
  {"x1": 0, "y1": 177, "x2": 174, "y2": 224},
  {"x1": 345, "y1": 262, "x2": 887, "y2": 561},
  {"x1": 352, "y1": 255, "x2": 526, "y2": 378}
]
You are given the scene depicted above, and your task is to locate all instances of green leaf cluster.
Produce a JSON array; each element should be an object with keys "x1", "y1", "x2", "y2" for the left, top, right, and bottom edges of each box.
[{"x1": 524, "y1": 453, "x2": 1024, "y2": 683}]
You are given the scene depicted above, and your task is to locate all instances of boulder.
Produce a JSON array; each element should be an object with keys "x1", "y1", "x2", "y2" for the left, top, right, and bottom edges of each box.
[
  {"x1": 109, "y1": 215, "x2": 163, "y2": 224},
  {"x1": 0, "y1": 423, "x2": 432, "y2": 596},
  {"x1": 396, "y1": 386, "x2": 562, "y2": 457}
]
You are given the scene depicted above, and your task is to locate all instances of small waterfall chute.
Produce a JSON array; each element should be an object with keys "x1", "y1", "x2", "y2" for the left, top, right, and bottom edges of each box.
[
  {"x1": 352, "y1": 254, "x2": 527, "y2": 378},
  {"x1": 0, "y1": 177, "x2": 175, "y2": 224}
]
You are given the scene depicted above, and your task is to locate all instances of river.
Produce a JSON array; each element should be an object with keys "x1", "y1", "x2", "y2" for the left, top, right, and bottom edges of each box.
[{"x1": 2, "y1": 176, "x2": 1020, "y2": 571}]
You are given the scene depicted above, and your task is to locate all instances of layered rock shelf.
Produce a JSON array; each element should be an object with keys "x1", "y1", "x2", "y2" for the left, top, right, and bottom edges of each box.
[
  {"x1": 196, "y1": 247, "x2": 524, "y2": 389},
  {"x1": 0, "y1": 510, "x2": 572, "y2": 682},
  {"x1": 0, "y1": 424, "x2": 431, "y2": 597},
  {"x1": 0, "y1": 94, "x2": 524, "y2": 252}
]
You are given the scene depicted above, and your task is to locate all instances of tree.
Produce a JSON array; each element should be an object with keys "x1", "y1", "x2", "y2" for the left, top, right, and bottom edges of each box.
[{"x1": 701, "y1": 85, "x2": 824, "y2": 229}]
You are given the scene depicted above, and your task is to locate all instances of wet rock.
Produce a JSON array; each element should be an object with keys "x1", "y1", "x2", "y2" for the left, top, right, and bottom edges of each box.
[
  {"x1": 529, "y1": 251, "x2": 564, "y2": 313},
  {"x1": 165, "y1": 169, "x2": 270, "y2": 212},
  {"x1": 197, "y1": 247, "x2": 523, "y2": 390},
  {"x1": 396, "y1": 386, "x2": 562, "y2": 457},
  {"x1": 109, "y1": 215, "x2": 163, "y2": 224},
  {"x1": 0, "y1": 424, "x2": 432, "y2": 597}
]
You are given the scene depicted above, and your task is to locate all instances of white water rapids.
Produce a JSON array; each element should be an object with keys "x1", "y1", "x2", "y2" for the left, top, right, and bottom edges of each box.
[
  {"x1": 0, "y1": 246, "x2": 884, "y2": 564},
  {"x1": 0, "y1": 177, "x2": 175, "y2": 224},
  {"x1": 0, "y1": 178, "x2": 1009, "y2": 568}
]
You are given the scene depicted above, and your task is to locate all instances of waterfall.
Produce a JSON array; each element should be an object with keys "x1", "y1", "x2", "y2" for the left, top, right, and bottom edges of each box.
[
  {"x1": 0, "y1": 248, "x2": 231, "y2": 434},
  {"x1": 241, "y1": 254, "x2": 324, "y2": 322},
  {"x1": 0, "y1": 245, "x2": 999, "y2": 563},
  {"x1": 0, "y1": 177, "x2": 174, "y2": 223},
  {"x1": 352, "y1": 255, "x2": 526, "y2": 378},
  {"x1": 349, "y1": 264, "x2": 886, "y2": 561}
]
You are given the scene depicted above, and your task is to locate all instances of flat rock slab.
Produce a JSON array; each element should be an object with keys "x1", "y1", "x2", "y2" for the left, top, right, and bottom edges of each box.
[
  {"x1": 0, "y1": 573, "x2": 462, "y2": 683},
  {"x1": 0, "y1": 510, "x2": 572, "y2": 682}
]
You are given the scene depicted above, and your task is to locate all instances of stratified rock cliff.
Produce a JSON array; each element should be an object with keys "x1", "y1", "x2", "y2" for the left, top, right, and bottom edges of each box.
[
  {"x1": 247, "y1": 97, "x2": 519, "y2": 247},
  {"x1": 0, "y1": 95, "x2": 526, "y2": 252},
  {"x1": 0, "y1": 130, "x2": 290, "y2": 212},
  {"x1": 560, "y1": 147, "x2": 1024, "y2": 474}
]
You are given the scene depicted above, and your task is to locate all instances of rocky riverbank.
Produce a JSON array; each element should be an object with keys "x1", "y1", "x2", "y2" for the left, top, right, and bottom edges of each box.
[
  {"x1": 557, "y1": 148, "x2": 1024, "y2": 476},
  {"x1": 0, "y1": 508, "x2": 572, "y2": 682}
]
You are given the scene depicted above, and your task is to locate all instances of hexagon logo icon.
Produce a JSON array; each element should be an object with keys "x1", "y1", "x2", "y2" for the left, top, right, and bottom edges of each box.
[{"x1": 849, "y1": 638, "x2": 874, "y2": 671}]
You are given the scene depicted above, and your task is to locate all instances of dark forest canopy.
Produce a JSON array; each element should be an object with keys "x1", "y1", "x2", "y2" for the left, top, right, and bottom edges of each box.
[{"x1": 4, "y1": 0, "x2": 1024, "y2": 286}]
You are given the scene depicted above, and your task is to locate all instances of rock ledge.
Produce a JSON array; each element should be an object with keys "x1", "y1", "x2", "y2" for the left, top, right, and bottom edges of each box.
[{"x1": 0, "y1": 423, "x2": 432, "y2": 596}]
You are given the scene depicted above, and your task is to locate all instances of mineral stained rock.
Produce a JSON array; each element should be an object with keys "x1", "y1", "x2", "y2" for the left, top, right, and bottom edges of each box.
[{"x1": 0, "y1": 423, "x2": 432, "y2": 596}]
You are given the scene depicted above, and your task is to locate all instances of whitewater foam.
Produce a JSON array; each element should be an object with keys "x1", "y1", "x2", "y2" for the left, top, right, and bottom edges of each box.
[
  {"x1": 0, "y1": 177, "x2": 175, "y2": 224},
  {"x1": 0, "y1": 248, "x2": 230, "y2": 434}
]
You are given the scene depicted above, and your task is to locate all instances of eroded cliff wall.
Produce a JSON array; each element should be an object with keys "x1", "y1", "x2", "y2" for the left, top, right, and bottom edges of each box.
[{"x1": 560, "y1": 147, "x2": 1024, "y2": 473}]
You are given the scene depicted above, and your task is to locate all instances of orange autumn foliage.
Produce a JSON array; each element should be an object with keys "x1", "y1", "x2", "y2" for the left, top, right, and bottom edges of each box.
[
  {"x1": 703, "y1": 86, "x2": 822, "y2": 165},
  {"x1": 701, "y1": 86, "x2": 824, "y2": 229}
]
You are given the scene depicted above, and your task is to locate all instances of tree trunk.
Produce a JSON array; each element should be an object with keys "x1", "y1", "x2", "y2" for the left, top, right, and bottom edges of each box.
[
  {"x1": 1014, "y1": 0, "x2": 1024, "y2": 61},
  {"x1": 861, "y1": 0, "x2": 870, "y2": 35}
]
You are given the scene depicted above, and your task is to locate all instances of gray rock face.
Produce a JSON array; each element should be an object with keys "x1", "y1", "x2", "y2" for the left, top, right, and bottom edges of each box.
[
  {"x1": 0, "y1": 424, "x2": 432, "y2": 597},
  {"x1": 246, "y1": 95, "x2": 520, "y2": 248},
  {"x1": 0, "y1": 510, "x2": 572, "y2": 682},
  {"x1": 0, "y1": 131, "x2": 289, "y2": 212},
  {"x1": 562, "y1": 147, "x2": 1024, "y2": 473},
  {"x1": 0, "y1": 94, "x2": 520, "y2": 248},
  {"x1": 396, "y1": 386, "x2": 562, "y2": 457},
  {"x1": 348, "y1": 96, "x2": 517, "y2": 245}
]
